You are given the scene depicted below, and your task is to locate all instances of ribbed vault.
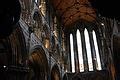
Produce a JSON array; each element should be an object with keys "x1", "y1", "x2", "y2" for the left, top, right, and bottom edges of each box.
[{"x1": 50, "y1": 0, "x2": 96, "y2": 27}]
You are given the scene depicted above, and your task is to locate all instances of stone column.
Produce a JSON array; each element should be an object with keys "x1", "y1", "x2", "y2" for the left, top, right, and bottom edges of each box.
[
  {"x1": 73, "y1": 31, "x2": 79, "y2": 72},
  {"x1": 89, "y1": 31, "x2": 97, "y2": 70}
]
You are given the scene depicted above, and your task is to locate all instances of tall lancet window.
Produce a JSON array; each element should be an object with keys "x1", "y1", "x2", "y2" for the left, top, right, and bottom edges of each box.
[
  {"x1": 93, "y1": 30, "x2": 102, "y2": 70},
  {"x1": 76, "y1": 29, "x2": 84, "y2": 72},
  {"x1": 84, "y1": 28, "x2": 93, "y2": 71},
  {"x1": 70, "y1": 34, "x2": 75, "y2": 72}
]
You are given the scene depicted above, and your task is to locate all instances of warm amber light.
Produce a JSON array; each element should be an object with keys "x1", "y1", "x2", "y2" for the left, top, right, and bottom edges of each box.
[{"x1": 45, "y1": 39, "x2": 49, "y2": 48}]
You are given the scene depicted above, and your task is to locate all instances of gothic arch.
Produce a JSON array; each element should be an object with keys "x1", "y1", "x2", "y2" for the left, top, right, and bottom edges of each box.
[
  {"x1": 0, "y1": 25, "x2": 27, "y2": 66},
  {"x1": 51, "y1": 64, "x2": 61, "y2": 80},
  {"x1": 29, "y1": 46, "x2": 49, "y2": 80},
  {"x1": 8, "y1": 25, "x2": 27, "y2": 65},
  {"x1": 0, "y1": 25, "x2": 27, "y2": 79}
]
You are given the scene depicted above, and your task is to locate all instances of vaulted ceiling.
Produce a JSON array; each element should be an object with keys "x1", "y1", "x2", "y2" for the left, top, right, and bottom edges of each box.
[{"x1": 50, "y1": 0, "x2": 96, "y2": 27}]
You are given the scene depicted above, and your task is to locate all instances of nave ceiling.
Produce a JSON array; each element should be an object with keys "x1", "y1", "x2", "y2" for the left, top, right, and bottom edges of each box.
[{"x1": 50, "y1": 0, "x2": 96, "y2": 27}]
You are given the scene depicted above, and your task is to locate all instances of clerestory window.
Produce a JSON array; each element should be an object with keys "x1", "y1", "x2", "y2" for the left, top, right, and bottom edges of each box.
[
  {"x1": 69, "y1": 27, "x2": 102, "y2": 72},
  {"x1": 70, "y1": 34, "x2": 75, "y2": 72}
]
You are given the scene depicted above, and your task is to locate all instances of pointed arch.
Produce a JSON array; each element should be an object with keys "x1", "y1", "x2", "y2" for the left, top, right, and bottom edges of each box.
[
  {"x1": 29, "y1": 46, "x2": 49, "y2": 80},
  {"x1": 84, "y1": 28, "x2": 93, "y2": 71},
  {"x1": 76, "y1": 29, "x2": 84, "y2": 72},
  {"x1": 70, "y1": 34, "x2": 75, "y2": 72},
  {"x1": 51, "y1": 64, "x2": 61, "y2": 80}
]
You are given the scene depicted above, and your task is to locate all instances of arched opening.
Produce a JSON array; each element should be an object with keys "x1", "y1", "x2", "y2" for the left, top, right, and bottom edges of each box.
[
  {"x1": 68, "y1": 23, "x2": 103, "y2": 73},
  {"x1": 0, "y1": 26, "x2": 27, "y2": 66},
  {"x1": 8, "y1": 26, "x2": 27, "y2": 66},
  {"x1": 51, "y1": 64, "x2": 60, "y2": 80},
  {"x1": 29, "y1": 47, "x2": 48, "y2": 80},
  {"x1": 0, "y1": 26, "x2": 28, "y2": 79}
]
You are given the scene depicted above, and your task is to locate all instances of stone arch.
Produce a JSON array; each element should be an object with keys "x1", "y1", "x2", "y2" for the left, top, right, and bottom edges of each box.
[
  {"x1": 51, "y1": 64, "x2": 61, "y2": 80},
  {"x1": 8, "y1": 25, "x2": 27, "y2": 65},
  {"x1": 29, "y1": 46, "x2": 49, "y2": 80},
  {"x1": 0, "y1": 25, "x2": 27, "y2": 80},
  {"x1": 0, "y1": 25, "x2": 27, "y2": 66}
]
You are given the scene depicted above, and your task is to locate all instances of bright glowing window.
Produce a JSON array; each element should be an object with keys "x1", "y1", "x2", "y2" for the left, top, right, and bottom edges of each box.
[
  {"x1": 76, "y1": 30, "x2": 84, "y2": 72},
  {"x1": 35, "y1": 0, "x2": 38, "y2": 3},
  {"x1": 84, "y1": 28, "x2": 93, "y2": 71},
  {"x1": 70, "y1": 34, "x2": 75, "y2": 72},
  {"x1": 69, "y1": 27, "x2": 102, "y2": 73},
  {"x1": 93, "y1": 30, "x2": 102, "y2": 70}
]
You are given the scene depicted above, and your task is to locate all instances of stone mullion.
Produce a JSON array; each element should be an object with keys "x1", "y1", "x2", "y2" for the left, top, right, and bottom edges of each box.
[
  {"x1": 73, "y1": 31, "x2": 80, "y2": 72},
  {"x1": 67, "y1": 33, "x2": 72, "y2": 72},
  {"x1": 89, "y1": 31, "x2": 97, "y2": 70},
  {"x1": 98, "y1": 32, "x2": 104, "y2": 69}
]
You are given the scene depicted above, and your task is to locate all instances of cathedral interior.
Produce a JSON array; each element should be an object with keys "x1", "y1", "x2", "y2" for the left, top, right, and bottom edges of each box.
[{"x1": 0, "y1": 0, "x2": 120, "y2": 80}]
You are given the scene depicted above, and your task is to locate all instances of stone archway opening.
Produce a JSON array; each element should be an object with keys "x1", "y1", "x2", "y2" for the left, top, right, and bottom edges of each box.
[
  {"x1": 51, "y1": 64, "x2": 61, "y2": 80},
  {"x1": 0, "y1": 26, "x2": 28, "y2": 80},
  {"x1": 29, "y1": 47, "x2": 48, "y2": 80}
]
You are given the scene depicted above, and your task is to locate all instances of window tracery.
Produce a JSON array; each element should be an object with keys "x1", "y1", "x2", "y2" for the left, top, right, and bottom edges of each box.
[{"x1": 69, "y1": 24, "x2": 102, "y2": 72}]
